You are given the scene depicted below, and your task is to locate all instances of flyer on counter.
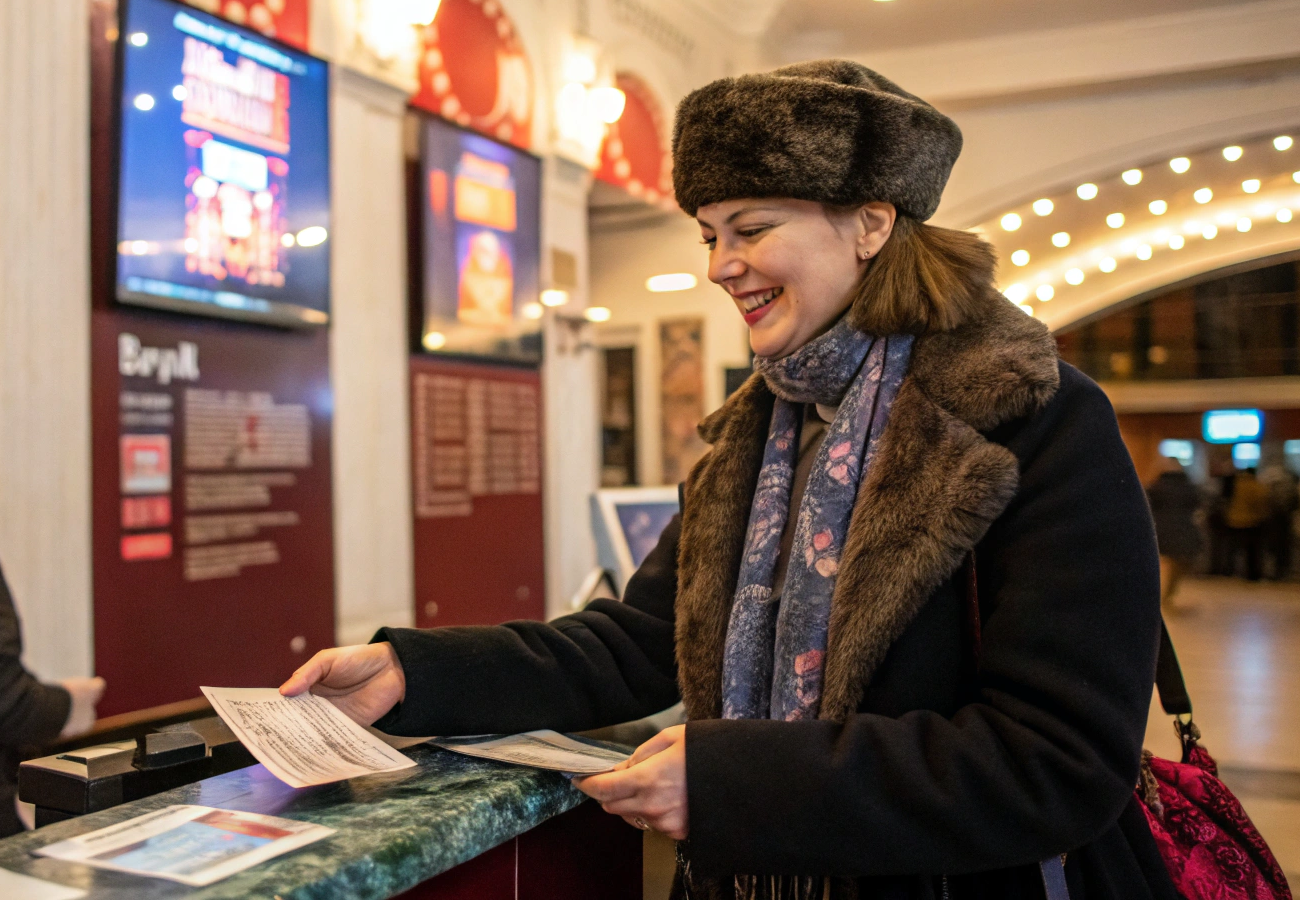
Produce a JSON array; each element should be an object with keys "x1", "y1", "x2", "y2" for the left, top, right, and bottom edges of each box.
[
  {"x1": 200, "y1": 686, "x2": 417, "y2": 788},
  {"x1": 433, "y1": 730, "x2": 632, "y2": 774},
  {"x1": 35, "y1": 805, "x2": 333, "y2": 887}
]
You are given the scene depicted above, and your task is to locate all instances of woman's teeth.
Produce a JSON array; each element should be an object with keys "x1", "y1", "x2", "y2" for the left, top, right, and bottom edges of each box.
[{"x1": 740, "y1": 287, "x2": 783, "y2": 313}]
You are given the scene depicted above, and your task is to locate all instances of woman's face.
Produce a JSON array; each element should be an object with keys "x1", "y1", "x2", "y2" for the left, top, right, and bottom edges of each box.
[{"x1": 697, "y1": 198, "x2": 896, "y2": 358}]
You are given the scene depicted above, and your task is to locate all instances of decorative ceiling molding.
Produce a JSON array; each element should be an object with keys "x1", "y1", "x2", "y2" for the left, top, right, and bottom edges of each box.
[{"x1": 681, "y1": 0, "x2": 787, "y2": 38}]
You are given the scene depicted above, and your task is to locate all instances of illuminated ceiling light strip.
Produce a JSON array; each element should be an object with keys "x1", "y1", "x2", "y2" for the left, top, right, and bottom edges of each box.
[{"x1": 646, "y1": 273, "x2": 698, "y2": 293}]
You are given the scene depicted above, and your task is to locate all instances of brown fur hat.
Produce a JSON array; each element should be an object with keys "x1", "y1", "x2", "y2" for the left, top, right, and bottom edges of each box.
[{"x1": 672, "y1": 60, "x2": 962, "y2": 221}]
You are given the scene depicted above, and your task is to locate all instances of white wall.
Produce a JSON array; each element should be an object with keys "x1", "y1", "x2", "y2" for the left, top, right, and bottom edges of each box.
[
  {"x1": 0, "y1": 0, "x2": 94, "y2": 680},
  {"x1": 328, "y1": 69, "x2": 417, "y2": 646},
  {"x1": 590, "y1": 214, "x2": 750, "y2": 485}
]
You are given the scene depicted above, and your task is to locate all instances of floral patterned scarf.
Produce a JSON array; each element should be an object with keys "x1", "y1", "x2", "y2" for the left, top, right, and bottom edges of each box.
[{"x1": 722, "y1": 317, "x2": 914, "y2": 722}]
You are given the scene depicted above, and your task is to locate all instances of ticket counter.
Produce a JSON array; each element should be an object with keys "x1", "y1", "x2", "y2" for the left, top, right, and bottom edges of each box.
[{"x1": 1, "y1": 744, "x2": 641, "y2": 898}]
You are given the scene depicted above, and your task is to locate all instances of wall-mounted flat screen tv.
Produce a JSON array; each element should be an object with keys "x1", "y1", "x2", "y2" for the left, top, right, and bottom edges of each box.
[
  {"x1": 116, "y1": 0, "x2": 330, "y2": 327},
  {"x1": 420, "y1": 116, "x2": 542, "y2": 364}
]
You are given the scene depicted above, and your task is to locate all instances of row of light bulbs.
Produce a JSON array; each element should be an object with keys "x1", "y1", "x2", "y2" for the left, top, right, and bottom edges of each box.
[
  {"x1": 999, "y1": 136, "x2": 1296, "y2": 236},
  {"x1": 1004, "y1": 199, "x2": 1297, "y2": 310}
]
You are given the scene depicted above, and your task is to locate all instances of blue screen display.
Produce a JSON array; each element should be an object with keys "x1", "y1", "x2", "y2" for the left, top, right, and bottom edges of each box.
[
  {"x1": 117, "y1": 0, "x2": 330, "y2": 326},
  {"x1": 421, "y1": 116, "x2": 542, "y2": 363}
]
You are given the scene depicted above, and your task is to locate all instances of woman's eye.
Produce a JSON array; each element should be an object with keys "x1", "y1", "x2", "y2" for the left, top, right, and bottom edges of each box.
[
  {"x1": 700, "y1": 236, "x2": 716, "y2": 247},
  {"x1": 738, "y1": 227, "x2": 768, "y2": 238}
]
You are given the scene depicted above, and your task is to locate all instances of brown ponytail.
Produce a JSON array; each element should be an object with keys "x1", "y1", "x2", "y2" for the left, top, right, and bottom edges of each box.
[{"x1": 846, "y1": 215, "x2": 997, "y2": 336}]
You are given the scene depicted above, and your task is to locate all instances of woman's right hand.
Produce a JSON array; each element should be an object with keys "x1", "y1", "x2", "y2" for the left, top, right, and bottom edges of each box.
[{"x1": 279, "y1": 642, "x2": 406, "y2": 726}]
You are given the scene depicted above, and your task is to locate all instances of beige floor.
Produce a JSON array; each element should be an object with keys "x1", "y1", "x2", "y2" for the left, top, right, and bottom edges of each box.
[
  {"x1": 1145, "y1": 576, "x2": 1300, "y2": 888},
  {"x1": 646, "y1": 576, "x2": 1300, "y2": 896}
]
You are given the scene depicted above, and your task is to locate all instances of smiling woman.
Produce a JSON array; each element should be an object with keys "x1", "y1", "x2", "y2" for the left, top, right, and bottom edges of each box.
[{"x1": 283, "y1": 59, "x2": 1171, "y2": 900}]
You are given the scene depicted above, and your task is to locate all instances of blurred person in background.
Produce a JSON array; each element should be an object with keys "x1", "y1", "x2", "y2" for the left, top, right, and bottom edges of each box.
[
  {"x1": 1225, "y1": 467, "x2": 1271, "y2": 581},
  {"x1": 1146, "y1": 454, "x2": 1202, "y2": 614},
  {"x1": 0, "y1": 559, "x2": 105, "y2": 836},
  {"x1": 1257, "y1": 454, "x2": 1297, "y2": 579}
]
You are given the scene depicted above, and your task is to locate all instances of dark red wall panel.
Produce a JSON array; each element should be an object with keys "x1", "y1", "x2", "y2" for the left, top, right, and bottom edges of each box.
[{"x1": 409, "y1": 356, "x2": 545, "y2": 627}]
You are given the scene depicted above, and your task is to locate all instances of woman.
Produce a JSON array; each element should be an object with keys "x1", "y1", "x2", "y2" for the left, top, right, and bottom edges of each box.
[{"x1": 283, "y1": 62, "x2": 1169, "y2": 899}]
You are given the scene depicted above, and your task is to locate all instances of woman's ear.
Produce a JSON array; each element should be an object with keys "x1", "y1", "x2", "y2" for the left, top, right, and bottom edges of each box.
[{"x1": 856, "y1": 202, "x2": 897, "y2": 261}]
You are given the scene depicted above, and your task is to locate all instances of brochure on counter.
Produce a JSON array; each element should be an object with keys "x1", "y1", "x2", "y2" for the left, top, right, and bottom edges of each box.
[{"x1": 35, "y1": 806, "x2": 333, "y2": 887}]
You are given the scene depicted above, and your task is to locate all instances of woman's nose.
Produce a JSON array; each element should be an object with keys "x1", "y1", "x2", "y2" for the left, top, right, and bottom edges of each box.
[{"x1": 708, "y1": 245, "x2": 745, "y2": 285}]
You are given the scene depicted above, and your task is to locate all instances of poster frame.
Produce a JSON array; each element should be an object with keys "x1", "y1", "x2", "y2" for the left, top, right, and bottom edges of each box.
[
  {"x1": 112, "y1": 0, "x2": 332, "y2": 330},
  {"x1": 410, "y1": 107, "x2": 545, "y2": 368}
]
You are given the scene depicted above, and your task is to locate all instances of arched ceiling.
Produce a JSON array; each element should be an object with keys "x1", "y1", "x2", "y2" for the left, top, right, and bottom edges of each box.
[{"x1": 973, "y1": 130, "x2": 1300, "y2": 332}]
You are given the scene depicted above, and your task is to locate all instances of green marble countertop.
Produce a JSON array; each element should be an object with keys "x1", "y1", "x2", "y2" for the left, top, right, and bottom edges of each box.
[{"x1": 0, "y1": 744, "x2": 594, "y2": 899}]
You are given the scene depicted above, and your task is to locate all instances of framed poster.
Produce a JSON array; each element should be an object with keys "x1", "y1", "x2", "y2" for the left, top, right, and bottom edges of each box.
[
  {"x1": 116, "y1": 0, "x2": 330, "y2": 327},
  {"x1": 418, "y1": 115, "x2": 543, "y2": 364}
]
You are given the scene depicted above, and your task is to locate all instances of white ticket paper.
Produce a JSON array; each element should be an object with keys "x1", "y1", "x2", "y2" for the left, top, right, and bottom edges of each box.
[
  {"x1": 433, "y1": 730, "x2": 631, "y2": 775},
  {"x1": 200, "y1": 687, "x2": 416, "y2": 788}
]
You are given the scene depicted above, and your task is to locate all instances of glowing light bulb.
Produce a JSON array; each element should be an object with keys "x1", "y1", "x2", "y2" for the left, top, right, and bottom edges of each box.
[
  {"x1": 541, "y1": 289, "x2": 569, "y2": 306},
  {"x1": 128, "y1": 31, "x2": 148, "y2": 46},
  {"x1": 1052, "y1": 232, "x2": 1070, "y2": 248},
  {"x1": 1242, "y1": 179, "x2": 1261, "y2": 194},
  {"x1": 1275, "y1": 136, "x2": 1294, "y2": 151},
  {"x1": 1010, "y1": 249, "x2": 1030, "y2": 267},
  {"x1": 522, "y1": 302, "x2": 544, "y2": 320},
  {"x1": 1003, "y1": 284, "x2": 1029, "y2": 304},
  {"x1": 1223, "y1": 146, "x2": 1243, "y2": 161},
  {"x1": 1149, "y1": 200, "x2": 1168, "y2": 215},
  {"x1": 296, "y1": 226, "x2": 328, "y2": 247},
  {"x1": 1170, "y1": 157, "x2": 1191, "y2": 174},
  {"x1": 1194, "y1": 188, "x2": 1213, "y2": 204},
  {"x1": 584, "y1": 306, "x2": 612, "y2": 322},
  {"x1": 133, "y1": 93, "x2": 155, "y2": 111},
  {"x1": 1019, "y1": 304, "x2": 1035, "y2": 316},
  {"x1": 1203, "y1": 225, "x2": 1218, "y2": 239},
  {"x1": 1065, "y1": 268, "x2": 1085, "y2": 285},
  {"x1": 422, "y1": 332, "x2": 447, "y2": 351},
  {"x1": 1099, "y1": 257, "x2": 1117, "y2": 273},
  {"x1": 280, "y1": 233, "x2": 295, "y2": 248},
  {"x1": 1122, "y1": 169, "x2": 1143, "y2": 185},
  {"x1": 1106, "y1": 212, "x2": 1125, "y2": 228},
  {"x1": 1000, "y1": 213, "x2": 1022, "y2": 232},
  {"x1": 1169, "y1": 234, "x2": 1185, "y2": 249},
  {"x1": 1279, "y1": 209, "x2": 1295, "y2": 223},
  {"x1": 1036, "y1": 284, "x2": 1055, "y2": 302},
  {"x1": 1237, "y1": 217, "x2": 1252, "y2": 232},
  {"x1": 1032, "y1": 199, "x2": 1054, "y2": 216},
  {"x1": 1136, "y1": 244, "x2": 1153, "y2": 260},
  {"x1": 172, "y1": 85, "x2": 187, "y2": 101},
  {"x1": 1077, "y1": 183, "x2": 1099, "y2": 200}
]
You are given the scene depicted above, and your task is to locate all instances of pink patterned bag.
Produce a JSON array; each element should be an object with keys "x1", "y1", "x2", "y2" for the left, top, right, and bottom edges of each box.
[{"x1": 1135, "y1": 624, "x2": 1292, "y2": 900}]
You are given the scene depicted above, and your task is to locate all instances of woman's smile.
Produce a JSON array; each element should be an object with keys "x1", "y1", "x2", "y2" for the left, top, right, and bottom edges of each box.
[{"x1": 734, "y1": 286, "x2": 784, "y2": 325}]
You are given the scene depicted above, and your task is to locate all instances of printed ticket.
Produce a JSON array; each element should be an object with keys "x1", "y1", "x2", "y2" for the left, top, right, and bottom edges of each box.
[
  {"x1": 433, "y1": 730, "x2": 631, "y2": 774},
  {"x1": 201, "y1": 686, "x2": 416, "y2": 788}
]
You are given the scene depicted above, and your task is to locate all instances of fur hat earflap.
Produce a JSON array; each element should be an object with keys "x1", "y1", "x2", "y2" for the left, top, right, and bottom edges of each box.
[{"x1": 672, "y1": 60, "x2": 962, "y2": 221}]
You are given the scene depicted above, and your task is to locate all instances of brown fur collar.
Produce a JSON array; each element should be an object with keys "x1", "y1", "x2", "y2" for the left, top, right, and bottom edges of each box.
[{"x1": 675, "y1": 288, "x2": 1059, "y2": 722}]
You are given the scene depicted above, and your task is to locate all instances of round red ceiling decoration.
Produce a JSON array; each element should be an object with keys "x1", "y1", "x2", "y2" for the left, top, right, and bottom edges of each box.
[
  {"x1": 413, "y1": 0, "x2": 534, "y2": 149},
  {"x1": 183, "y1": 0, "x2": 310, "y2": 52},
  {"x1": 597, "y1": 73, "x2": 673, "y2": 207}
]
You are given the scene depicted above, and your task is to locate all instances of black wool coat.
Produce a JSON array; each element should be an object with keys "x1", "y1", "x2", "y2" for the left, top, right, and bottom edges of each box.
[
  {"x1": 375, "y1": 291, "x2": 1177, "y2": 900},
  {"x1": 0, "y1": 561, "x2": 72, "y2": 837}
]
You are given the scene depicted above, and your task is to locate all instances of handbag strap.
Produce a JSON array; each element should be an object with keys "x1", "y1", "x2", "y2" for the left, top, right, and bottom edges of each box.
[{"x1": 960, "y1": 551, "x2": 1187, "y2": 900}]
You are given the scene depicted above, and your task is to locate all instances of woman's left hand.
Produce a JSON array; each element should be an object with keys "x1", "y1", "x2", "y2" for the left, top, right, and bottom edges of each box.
[{"x1": 573, "y1": 724, "x2": 689, "y2": 840}]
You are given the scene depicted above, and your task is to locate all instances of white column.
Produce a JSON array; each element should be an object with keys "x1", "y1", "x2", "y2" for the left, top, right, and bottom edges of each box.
[
  {"x1": 0, "y1": 0, "x2": 94, "y2": 679},
  {"x1": 329, "y1": 67, "x2": 416, "y2": 645},
  {"x1": 541, "y1": 156, "x2": 601, "y2": 618}
]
